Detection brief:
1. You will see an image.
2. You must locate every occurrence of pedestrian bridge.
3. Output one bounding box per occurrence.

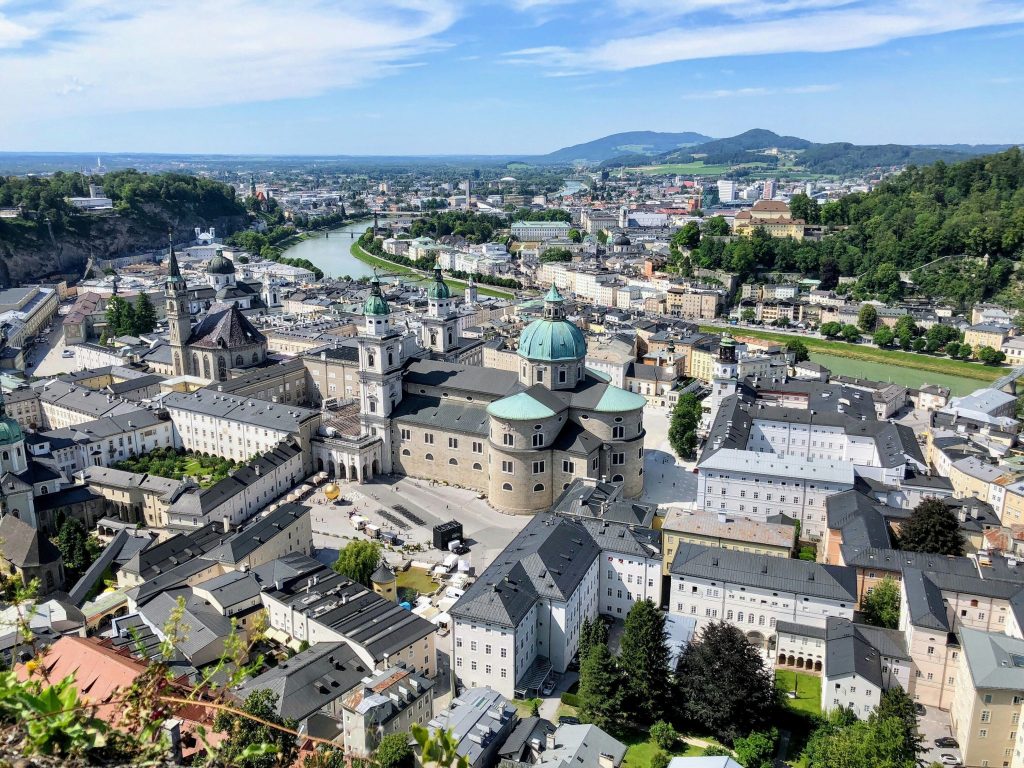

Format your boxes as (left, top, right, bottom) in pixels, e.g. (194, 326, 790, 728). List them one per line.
(991, 366, 1024, 393)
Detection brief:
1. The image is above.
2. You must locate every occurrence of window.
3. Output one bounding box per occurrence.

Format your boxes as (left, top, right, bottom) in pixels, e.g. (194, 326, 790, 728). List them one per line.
(612, 452, 624, 465)
(612, 426, 624, 439)
(473, 462, 482, 470)
(979, 729, 988, 739)
(472, 441, 483, 453)
(981, 710, 991, 723)
(425, 453, 434, 461)
(503, 434, 514, 447)
(502, 482, 512, 491)
(536, 369, 544, 382)
(532, 433, 544, 447)
(534, 483, 545, 492)
(563, 460, 575, 473)
(449, 437, 459, 449)
(449, 458, 458, 465)
(502, 461, 514, 474)
(424, 433, 435, 445)
(400, 428, 411, 440)
(402, 448, 411, 456)
(532, 460, 545, 474)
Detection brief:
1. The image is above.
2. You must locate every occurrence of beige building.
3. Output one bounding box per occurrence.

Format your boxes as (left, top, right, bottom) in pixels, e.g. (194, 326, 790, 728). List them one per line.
(302, 344, 363, 405)
(660, 507, 794, 575)
(665, 287, 721, 320)
(952, 628, 1024, 768)
(733, 200, 806, 240)
(81, 466, 185, 528)
(964, 324, 1010, 352)
(341, 667, 434, 758)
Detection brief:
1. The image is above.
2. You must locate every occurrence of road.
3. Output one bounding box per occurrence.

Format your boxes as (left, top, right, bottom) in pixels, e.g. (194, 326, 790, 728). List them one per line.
(27, 313, 75, 378)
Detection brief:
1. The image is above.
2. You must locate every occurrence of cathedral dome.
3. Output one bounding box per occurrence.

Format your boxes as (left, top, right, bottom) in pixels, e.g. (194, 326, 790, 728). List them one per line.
(426, 265, 451, 300)
(207, 251, 236, 275)
(517, 286, 587, 362)
(364, 277, 391, 316)
(0, 417, 23, 446)
(613, 233, 631, 246)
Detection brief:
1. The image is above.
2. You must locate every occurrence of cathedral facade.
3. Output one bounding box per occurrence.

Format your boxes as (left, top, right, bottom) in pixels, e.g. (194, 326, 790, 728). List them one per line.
(316, 270, 647, 514)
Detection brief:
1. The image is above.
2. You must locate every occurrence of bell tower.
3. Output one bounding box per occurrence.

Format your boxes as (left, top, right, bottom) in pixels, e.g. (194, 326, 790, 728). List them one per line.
(356, 275, 404, 473)
(165, 231, 191, 376)
(421, 265, 459, 356)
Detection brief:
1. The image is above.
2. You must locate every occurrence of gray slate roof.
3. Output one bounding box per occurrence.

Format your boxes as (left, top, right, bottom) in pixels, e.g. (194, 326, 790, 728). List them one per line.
(450, 513, 602, 628)
(670, 542, 857, 602)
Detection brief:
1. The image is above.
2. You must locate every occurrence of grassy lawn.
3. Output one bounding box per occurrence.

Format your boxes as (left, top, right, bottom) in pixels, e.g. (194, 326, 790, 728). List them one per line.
(396, 567, 439, 596)
(622, 732, 705, 767)
(350, 242, 515, 299)
(113, 448, 238, 489)
(776, 670, 822, 717)
(699, 324, 1003, 383)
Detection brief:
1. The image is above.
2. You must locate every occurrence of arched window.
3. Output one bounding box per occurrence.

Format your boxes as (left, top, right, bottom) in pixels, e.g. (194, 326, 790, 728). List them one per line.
(473, 463, 482, 470)
(235, 354, 244, 366)
(612, 474, 624, 482)
(449, 458, 458, 465)
(252, 352, 260, 364)
(425, 453, 434, 461)
(192, 353, 200, 375)
(533, 483, 544, 492)
(202, 357, 211, 379)
(388, 352, 394, 366)
(1, 451, 7, 461)
(368, 352, 375, 367)
(39, 486, 47, 494)
(558, 368, 567, 383)
(217, 357, 227, 381)
(402, 449, 411, 456)
(502, 482, 513, 491)
(448, 331, 453, 345)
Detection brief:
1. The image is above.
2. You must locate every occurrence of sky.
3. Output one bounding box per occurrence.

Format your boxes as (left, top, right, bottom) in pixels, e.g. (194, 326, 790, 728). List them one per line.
(1, 0, 1023, 155)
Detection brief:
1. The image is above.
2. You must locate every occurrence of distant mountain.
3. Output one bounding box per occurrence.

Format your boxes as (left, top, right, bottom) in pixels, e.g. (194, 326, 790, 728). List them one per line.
(649, 129, 1017, 175)
(533, 131, 713, 165)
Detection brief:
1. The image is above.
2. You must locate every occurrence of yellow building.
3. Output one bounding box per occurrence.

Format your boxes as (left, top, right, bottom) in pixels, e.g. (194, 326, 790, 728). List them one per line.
(665, 288, 721, 320)
(952, 629, 1024, 768)
(733, 200, 806, 240)
(660, 508, 794, 575)
(963, 324, 1009, 351)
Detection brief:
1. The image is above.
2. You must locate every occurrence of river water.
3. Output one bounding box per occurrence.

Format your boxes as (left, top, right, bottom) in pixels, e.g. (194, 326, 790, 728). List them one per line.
(281, 219, 377, 279)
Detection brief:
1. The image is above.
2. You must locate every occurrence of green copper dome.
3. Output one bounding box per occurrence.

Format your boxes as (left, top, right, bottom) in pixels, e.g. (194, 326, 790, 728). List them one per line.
(518, 285, 586, 361)
(0, 417, 23, 446)
(364, 277, 391, 316)
(207, 251, 236, 275)
(427, 265, 451, 300)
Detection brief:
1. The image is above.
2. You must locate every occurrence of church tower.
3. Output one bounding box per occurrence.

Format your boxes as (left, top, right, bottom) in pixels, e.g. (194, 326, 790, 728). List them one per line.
(261, 271, 280, 308)
(165, 231, 191, 376)
(421, 265, 459, 356)
(356, 276, 404, 472)
(706, 334, 739, 430)
(465, 275, 478, 307)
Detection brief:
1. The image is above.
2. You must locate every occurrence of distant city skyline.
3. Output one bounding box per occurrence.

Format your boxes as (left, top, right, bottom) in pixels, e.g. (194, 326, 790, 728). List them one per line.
(1, 0, 1023, 155)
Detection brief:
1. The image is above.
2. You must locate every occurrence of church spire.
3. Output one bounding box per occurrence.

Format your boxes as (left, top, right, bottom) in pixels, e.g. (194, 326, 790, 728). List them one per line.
(167, 229, 183, 283)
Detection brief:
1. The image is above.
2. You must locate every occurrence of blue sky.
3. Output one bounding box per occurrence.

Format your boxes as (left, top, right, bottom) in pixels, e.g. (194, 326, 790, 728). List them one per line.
(1, 0, 1023, 155)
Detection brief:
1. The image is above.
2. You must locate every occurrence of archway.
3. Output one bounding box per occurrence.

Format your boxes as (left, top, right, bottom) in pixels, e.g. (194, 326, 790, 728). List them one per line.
(372, 459, 380, 475)
(338, 463, 347, 480)
(316, 458, 324, 473)
(363, 463, 371, 481)
(746, 631, 765, 651)
(350, 465, 358, 482)
(787, 655, 796, 667)
(778, 653, 787, 665)
(814, 660, 822, 672)
(796, 657, 804, 669)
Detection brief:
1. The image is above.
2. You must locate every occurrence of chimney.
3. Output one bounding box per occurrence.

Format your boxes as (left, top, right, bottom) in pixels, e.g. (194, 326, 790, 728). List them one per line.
(222, 517, 231, 534)
(162, 719, 183, 764)
(546, 732, 556, 751)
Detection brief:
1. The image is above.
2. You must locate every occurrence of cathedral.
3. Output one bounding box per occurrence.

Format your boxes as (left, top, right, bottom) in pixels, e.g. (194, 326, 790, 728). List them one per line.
(164, 240, 269, 380)
(316, 268, 648, 514)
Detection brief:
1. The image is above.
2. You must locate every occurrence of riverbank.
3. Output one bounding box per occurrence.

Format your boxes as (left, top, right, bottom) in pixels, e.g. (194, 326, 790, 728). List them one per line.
(699, 325, 1003, 384)
(349, 241, 516, 299)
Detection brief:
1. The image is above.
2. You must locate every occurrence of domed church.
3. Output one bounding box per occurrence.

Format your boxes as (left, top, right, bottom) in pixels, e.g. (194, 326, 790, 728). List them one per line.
(317, 274, 647, 514)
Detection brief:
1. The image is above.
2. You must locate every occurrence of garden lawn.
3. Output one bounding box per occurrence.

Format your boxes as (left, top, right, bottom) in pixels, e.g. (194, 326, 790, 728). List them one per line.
(699, 325, 1002, 383)
(396, 567, 439, 596)
(621, 731, 704, 767)
(776, 670, 822, 717)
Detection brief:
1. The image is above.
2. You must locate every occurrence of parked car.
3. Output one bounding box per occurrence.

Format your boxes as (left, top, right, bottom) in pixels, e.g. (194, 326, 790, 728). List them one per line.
(934, 737, 959, 748)
(940, 754, 960, 765)
(558, 716, 580, 726)
(61, 349, 74, 358)
(542, 676, 557, 696)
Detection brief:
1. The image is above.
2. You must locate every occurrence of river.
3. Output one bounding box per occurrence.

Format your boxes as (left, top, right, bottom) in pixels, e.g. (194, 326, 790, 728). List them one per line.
(555, 180, 585, 198)
(809, 351, 989, 397)
(281, 219, 378, 280)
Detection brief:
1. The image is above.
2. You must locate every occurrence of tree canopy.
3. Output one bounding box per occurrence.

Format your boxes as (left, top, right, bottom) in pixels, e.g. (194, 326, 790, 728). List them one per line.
(861, 576, 902, 629)
(674, 621, 779, 744)
(669, 392, 703, 460)
(618, 600, 672, 723)
(208, 689, 298, 768)
(332, 540, 382, 586)
(897, 498, 966, 556)
(577, 641, 624, 734)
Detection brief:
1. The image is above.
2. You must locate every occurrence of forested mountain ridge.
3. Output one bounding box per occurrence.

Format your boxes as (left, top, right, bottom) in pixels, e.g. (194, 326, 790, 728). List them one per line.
(0, 170, 246, 284)
(682, 147, 1024, 307)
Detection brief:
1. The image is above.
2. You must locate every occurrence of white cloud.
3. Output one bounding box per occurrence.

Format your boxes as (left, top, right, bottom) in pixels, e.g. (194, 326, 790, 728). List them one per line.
(504, 1, 1024, 74)
(0, 0, 458, 120)
(683, 84, 839, 99)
